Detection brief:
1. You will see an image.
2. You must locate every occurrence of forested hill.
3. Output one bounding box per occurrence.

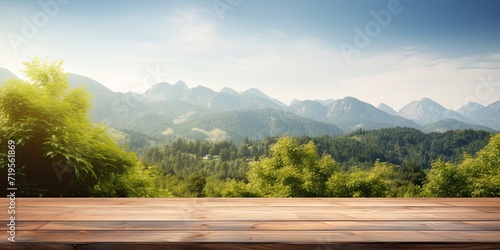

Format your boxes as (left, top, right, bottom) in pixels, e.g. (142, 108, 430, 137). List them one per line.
(140, 128, 497, 198)
(141, 127, 492, 181)
(297, 127, 492, 169)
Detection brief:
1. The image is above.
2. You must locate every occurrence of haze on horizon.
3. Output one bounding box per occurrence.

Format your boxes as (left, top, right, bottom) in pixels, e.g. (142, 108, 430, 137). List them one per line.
(1, 0, 500, 110)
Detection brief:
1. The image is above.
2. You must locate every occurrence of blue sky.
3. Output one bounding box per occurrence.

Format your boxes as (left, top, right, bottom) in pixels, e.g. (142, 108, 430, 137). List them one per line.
(1, 0, 500, 110)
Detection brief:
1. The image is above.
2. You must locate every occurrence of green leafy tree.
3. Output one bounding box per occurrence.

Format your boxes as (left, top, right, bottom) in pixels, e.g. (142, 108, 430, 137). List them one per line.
(238, 144, 251, 158)
(247, 136, 338, 197)
(202, 177, 256, 197)
(220, 179, 255, 197)
(326, 161, 396, 197)
(464, 134, 500, 197)
(202, 176, 224, 197)
(186, 173, 206, 197)
(0, 57, 157, 197)
(423, 134, 500, 197)
(421, 160, 468, 197)
(219, 148, 230, 161)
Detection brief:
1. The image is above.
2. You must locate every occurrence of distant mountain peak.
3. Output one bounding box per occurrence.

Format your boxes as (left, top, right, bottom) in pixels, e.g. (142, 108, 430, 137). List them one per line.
(242, 88, 266, 97)
(320, 97, 419, 132)
(290, 99, 302, 106)
(0, 68, 16, 76)
(402, 98, 446, 112)
(220, 87, 238, 95)
(0, 68, 18, 84)
(192, 85, 212, 90)
(399, 98, 465, 125)
(314, 99, 335, 106)
(377, 103, 399, 116)
(291, 99, 328, 105)
(242, 88, 286, 107)
(456, 102, 485, 114)
(154, 82, 172, 87)
(419, 97, 443, 107)
(143, 81, 188, 101)
(487, 101, 500, 110)
(463, 102, 484, 108)
(343, 96, 361, 102)
(174, 80, 188, 89)
(68, 73, 113, 94)
(378, 103, 393, 109)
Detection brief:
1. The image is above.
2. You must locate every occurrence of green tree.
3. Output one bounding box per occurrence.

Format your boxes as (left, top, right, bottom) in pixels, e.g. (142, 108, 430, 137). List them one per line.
(247, 136, 337, 197)
(326, 161, 396, 197)
(186, 173, 206, 197)
(423, 134, 500, 197)
(464, 134, 500, 197)
(421, 160, 468, 197)
(219, 148, 230, 161)
(220, 179, 255, 197)
(238, 144, 250, 158)
(0, 57, 157, 197)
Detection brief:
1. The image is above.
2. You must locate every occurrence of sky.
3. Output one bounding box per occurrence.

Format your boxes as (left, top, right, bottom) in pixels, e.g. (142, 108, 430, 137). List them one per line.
(1, 0, 500, 110)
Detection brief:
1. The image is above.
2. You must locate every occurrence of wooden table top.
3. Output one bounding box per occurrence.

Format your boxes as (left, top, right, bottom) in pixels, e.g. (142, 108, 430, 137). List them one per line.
(1, 198, 499, 249)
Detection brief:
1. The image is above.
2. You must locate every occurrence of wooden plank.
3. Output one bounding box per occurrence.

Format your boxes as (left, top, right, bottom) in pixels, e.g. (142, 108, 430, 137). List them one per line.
(1, 198, 499, 247)
(1, 243, 498, 250)
(12, 230, 500, 243)
(2, 221, 48, 231)
(16, 205, 500, 214)
(0, 243, 74, 250)
(14, 220, 500, 232)
(6, 198, 500, 207)
(12, 211, 500, 221)
(11, 201, 500, 217)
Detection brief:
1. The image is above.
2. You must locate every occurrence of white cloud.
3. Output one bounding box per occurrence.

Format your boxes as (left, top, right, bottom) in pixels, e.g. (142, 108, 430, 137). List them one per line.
(124, 13, 500, 109)
(470, 61, 500, 69)
(485, 53, 500, 60)
(168, 8, 218, 46)
(3, 3, 498, 112)
(337, 51, 500, 110)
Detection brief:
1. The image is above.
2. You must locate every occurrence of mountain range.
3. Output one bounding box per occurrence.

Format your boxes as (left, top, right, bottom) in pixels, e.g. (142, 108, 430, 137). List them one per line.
(143, 81, 286, 111)
(290, 97, 421, 132)
(0, 68, 498, 142)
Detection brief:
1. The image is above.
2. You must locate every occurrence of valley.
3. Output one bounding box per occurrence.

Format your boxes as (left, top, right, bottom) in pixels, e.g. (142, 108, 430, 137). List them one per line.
(1, 59, 499, 198)
(2, 68, 498, 144)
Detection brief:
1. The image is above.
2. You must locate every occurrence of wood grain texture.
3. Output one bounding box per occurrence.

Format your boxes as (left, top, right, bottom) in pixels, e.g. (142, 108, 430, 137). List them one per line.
(1, 198, 499, 249)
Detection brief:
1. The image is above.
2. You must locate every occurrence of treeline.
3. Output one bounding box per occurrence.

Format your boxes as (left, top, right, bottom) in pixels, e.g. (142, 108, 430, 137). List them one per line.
(140, 128, 491, 172)
(142, 137, 274, 180)
(141, 129, 497, 197)
(297, 128, 491, 169)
